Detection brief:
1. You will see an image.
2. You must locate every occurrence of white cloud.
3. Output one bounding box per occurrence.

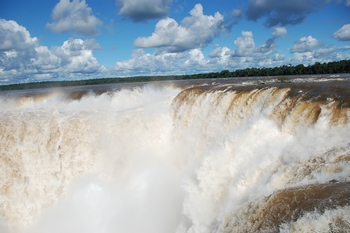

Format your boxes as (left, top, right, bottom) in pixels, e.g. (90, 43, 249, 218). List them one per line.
(272, 26, 287, 37)
(230, 31, 255, 57)
(112, 48, 211, 76)
(289, 36, 319, 64)
(134, 18, 179, 49)
(258, 56, 285, 67)
(46, 0, 102, 36)
(52, 38, 102, 73)
(208, 45, 231, 69)
(117, 0, 172, 22)
(209, 45, 230, 59)
(0, 19, 40, 77)
(0, 19, 38, 51)
(232, 28, 286, 57)
(112, 49, 179, 76)
(273, 53, 286, 61)
(292, 51, 315, 64)
(183, 49, 207, 67)
(133, 4, 225, 52)
(313, 47, 337, 59)
(222, 30, 289, 69)
(333, 24, 350, 41)
(0, 19, 104, 84)
(290, 36, 319, 53)
(288, 36, 347, 65)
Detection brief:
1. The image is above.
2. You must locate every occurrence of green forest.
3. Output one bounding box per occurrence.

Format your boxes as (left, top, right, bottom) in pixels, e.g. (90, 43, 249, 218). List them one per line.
(1, 60, 349, 91)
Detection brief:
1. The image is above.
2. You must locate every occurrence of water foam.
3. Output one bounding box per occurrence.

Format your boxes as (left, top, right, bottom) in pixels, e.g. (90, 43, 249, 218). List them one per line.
(1, 80, 350, 233)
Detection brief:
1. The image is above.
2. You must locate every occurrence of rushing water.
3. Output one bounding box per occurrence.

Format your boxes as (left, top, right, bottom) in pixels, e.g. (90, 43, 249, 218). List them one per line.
(1, 76, 350, 233)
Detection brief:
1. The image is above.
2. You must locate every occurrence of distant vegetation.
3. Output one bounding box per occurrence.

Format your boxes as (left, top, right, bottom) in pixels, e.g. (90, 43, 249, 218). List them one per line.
(1, 60, 349, 91)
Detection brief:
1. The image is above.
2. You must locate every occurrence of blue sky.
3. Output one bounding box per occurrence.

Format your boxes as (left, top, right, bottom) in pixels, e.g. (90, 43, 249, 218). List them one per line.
(0, 0, 349, 84)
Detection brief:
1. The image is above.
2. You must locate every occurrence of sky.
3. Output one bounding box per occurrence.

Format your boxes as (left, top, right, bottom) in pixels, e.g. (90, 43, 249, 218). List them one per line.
(0, 0, 350, 85)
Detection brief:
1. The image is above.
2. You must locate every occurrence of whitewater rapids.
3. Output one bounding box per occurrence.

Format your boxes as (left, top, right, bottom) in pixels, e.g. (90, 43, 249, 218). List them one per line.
(0, 76, 350, 233)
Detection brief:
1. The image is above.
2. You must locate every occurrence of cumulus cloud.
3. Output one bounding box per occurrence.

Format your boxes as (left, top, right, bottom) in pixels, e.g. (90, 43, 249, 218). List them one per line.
(288, 35, 348, 64)
(52, 38, 102, 73)
(183, 48, 207, 67)
(333, 24, 350, 41)
(209, 45, 230, 59)
(46, 0, 102, 36)
(272, 26, 287, 37)
(228, 31, 277, 57)
(314, 47, 337, 58)
(0, 19, 103, 84)
(245, 0, 326, 28)
(221, 29, 291, 68)
(112, 48, 210, 76)
(116, 0, 172, 22)
(290, 36, 319, 53)
(228, 26, 286, 61)
(112, 49, 178, 75)
(0, 19, 39, 51)
(133, 4, 225, 53)
(207, 45, 231, 68)
(273, 53, 286, 61)
(231, 31, 255, 57)
(0, 19, 41, 80)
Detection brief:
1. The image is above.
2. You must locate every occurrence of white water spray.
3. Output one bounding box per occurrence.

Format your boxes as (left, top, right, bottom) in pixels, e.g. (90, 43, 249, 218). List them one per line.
(1, 80, 350, 233)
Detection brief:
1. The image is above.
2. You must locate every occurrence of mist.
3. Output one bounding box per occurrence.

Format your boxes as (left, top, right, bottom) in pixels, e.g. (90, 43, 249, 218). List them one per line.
(1, 78, 350, 233)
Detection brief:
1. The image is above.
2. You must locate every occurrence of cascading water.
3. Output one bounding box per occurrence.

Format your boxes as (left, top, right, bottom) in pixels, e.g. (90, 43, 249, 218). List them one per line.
(0, 76, 350, 233)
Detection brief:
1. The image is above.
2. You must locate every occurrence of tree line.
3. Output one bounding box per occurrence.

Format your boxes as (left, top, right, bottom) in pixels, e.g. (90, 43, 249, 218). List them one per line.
(222, 60, 350, 78)
(1, 60, 349, 91)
